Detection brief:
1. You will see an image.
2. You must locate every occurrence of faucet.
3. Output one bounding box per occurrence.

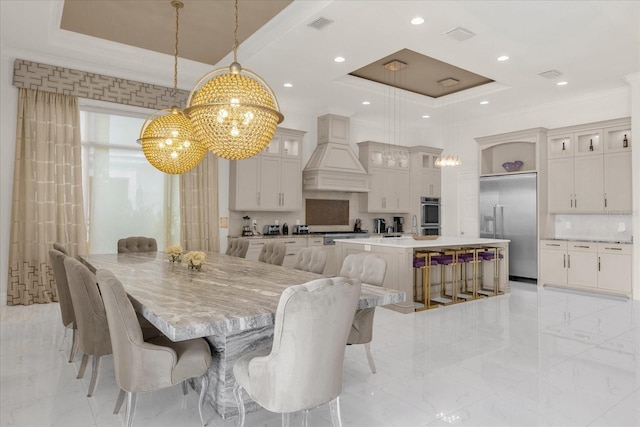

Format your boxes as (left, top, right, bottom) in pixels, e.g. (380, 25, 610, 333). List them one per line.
(411, 214, 418, 235)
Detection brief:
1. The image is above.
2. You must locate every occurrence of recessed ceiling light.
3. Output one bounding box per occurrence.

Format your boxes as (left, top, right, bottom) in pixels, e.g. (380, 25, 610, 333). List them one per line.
(411, 17, 425, 25)
(497, 55, 510, 61)
(334, 56, 345, 63)
(557, 81, 568, 86)
(422, 115, 430, 119)
(362, 101, 371, 105)
(283, 83, 293, 88)
(480, 101, 489, 105)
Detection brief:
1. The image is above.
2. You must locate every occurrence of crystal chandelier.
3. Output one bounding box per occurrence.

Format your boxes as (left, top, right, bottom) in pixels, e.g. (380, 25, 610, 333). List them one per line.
(435, 155, 462, 167)
(138, 0, 206, 175)
(185, 0, 284, 160)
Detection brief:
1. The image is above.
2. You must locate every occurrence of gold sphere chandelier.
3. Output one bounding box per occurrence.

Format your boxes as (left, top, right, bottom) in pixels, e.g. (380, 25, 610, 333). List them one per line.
(138, 0, 205, 174)
(185, 0, 284, 160)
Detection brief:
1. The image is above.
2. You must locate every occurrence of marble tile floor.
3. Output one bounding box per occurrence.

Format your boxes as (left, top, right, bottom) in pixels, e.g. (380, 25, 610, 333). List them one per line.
(1, 282, 638, 427)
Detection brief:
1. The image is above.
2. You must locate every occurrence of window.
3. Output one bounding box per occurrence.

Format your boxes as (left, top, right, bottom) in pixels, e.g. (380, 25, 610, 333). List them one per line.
(80, 108, 180, 253)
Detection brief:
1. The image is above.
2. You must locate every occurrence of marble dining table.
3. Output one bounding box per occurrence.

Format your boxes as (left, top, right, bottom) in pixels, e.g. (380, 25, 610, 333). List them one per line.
(80, 251, 405, 419)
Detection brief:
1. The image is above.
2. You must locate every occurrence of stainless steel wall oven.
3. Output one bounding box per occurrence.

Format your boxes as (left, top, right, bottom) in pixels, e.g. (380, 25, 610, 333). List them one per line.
(420, 197, 441, 236)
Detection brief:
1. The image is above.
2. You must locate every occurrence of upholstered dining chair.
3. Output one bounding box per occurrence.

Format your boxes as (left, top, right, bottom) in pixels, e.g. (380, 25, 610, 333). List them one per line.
(117, 236, 158, 253)
(339, 253, 387, 374)
(293, 247, 328, 274)
(233, 277, 361, 427)
(96, 269, 212, 427)
(257, 241, 286, 266)
(53, 242, 69, 255)
(48, 249, 79, 363)
(225, 238, 250, 258)
(64, 256, 112, 397)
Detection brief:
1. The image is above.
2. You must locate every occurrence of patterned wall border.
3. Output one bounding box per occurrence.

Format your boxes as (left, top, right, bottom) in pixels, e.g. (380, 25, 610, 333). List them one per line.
(12, 59, 188, 110)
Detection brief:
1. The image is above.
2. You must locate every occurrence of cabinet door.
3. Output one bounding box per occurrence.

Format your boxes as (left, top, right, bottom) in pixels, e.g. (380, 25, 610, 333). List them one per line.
(366, 171, 385, 212)
(597, 253, 631, 293)
(574, 155, 604, 212)
(548, 158, 574, 213)
(424, 169, 441, 197)
(381, 169, 398, 211)
(259, 157, 281, 210)
(280, 158, 301, 210)
(539, 249, 567, 285)
(396, 171, 411, 212)
(230, 157, 260, 210)
(567, 251, 598, 288)
(604, 152, 632, 213)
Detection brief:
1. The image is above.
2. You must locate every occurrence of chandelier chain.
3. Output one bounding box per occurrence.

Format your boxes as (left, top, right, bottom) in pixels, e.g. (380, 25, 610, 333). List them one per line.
(173, 2, 179, 94)
(233, 0, 239, 63)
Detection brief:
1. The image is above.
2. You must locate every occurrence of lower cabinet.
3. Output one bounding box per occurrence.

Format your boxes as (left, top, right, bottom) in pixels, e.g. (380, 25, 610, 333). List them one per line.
(539, 240, 632, 295)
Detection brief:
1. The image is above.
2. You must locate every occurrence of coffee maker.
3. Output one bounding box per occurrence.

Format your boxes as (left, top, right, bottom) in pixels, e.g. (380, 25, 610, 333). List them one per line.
(393, 216, 404, 233)
(373, 218, 386, 234)
(242, 216, 253, 236)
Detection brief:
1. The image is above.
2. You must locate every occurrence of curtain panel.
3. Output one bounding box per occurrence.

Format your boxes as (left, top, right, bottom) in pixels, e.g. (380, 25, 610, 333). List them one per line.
(8, 88, 87, 306)
(180, 153, 219, 253)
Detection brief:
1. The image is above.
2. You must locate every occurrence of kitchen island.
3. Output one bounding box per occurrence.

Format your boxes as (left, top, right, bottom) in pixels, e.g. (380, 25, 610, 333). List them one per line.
(335, 236, 510, 313)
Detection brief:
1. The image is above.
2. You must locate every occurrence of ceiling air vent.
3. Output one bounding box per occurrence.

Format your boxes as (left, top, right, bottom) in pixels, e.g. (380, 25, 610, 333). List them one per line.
(445, 27, 476, 41)
(307, 17, 334, 30)
(539, 69, 563, 79)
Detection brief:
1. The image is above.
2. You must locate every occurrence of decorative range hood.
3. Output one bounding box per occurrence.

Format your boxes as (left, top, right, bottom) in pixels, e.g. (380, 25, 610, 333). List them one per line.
(302, 114, 370, 192)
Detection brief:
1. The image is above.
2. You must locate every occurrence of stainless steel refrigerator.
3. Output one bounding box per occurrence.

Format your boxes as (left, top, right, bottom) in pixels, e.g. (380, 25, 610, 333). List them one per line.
(479, 173, 537, 281)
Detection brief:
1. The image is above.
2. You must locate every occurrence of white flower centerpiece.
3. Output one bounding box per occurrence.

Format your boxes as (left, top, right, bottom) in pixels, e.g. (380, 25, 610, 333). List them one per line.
(166, 245, 183, 262)
(182, 251, 206, 270)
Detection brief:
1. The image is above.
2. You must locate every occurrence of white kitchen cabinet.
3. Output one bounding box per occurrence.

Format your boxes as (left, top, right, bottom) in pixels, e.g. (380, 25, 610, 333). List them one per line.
(603, 152, 632, 213)
(547, 157, 574, 213)
(358, 141, 411, 213)
(539, 239, 632, 296)
(597, 243, 632, 294)
(229, 128, 304, 211)
(573, 155, 604, 212)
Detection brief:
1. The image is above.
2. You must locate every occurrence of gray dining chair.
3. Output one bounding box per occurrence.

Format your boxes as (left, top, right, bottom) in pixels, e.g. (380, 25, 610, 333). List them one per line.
(233, 277, 361, 427)
(339, 253, 387, 374)
(117, 236, 158, 253)
(53, 242, 69, 255)
(225, 238, 250, 258)
(64, 256, 112, 397)
(48, 249, 79, 363)
(258, 241, 286, 266)
(97, 269, 212, 427)
(293, 247, 327, 274)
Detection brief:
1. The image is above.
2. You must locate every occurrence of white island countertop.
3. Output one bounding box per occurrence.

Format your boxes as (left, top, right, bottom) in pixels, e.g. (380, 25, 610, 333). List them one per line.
(334, 236, 510, 249)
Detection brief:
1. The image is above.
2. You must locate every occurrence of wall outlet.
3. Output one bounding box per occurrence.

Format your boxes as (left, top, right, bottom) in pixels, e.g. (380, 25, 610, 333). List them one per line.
(618, 222, 626, 232)
(565, 222, 571, 229)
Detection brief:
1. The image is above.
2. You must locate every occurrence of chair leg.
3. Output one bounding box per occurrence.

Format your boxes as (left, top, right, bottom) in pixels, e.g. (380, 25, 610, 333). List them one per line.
(125, 391, 137, 427)
(198, 375, 209, 426)
(69, 329, 79, 363)
(329, 396, 343, 427)
(281, 413, 290, 427)
(302, 410, 309, 427)
(78, 353, 89, 379)
(87, 355, 102, 397)
(233, 382, 245, 427)
(114, 389, 126, 414)
(363, 343, 376, 374)
(182, 380, 188, 396)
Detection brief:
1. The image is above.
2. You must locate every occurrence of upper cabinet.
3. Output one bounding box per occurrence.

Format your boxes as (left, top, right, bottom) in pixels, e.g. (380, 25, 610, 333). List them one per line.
(409, 146, 442, 198)
(229, 127, 305, 212)
(547, 118, 631, 214)
(475, 128, 546, 176)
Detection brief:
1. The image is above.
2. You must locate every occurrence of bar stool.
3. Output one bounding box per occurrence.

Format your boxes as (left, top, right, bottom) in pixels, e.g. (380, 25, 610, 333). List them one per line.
(430, 251, 456, 305)
(413, 251, 440, 311)
(477, 247, 504, 297)
(455, 248, 480, 301)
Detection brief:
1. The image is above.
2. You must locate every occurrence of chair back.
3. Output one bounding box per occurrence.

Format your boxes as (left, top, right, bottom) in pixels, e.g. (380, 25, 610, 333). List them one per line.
(53, 242, 69, 255)
(340, 253, 387, 286)
(293, 247, 327, 274)
(49, 249, 75, 328)
(258, 242, 286, 266)
(64, 257, 111, 357)
(248, 277, 360, 413)
(117, 236, 158, 253)
(226, 238, 250, 258)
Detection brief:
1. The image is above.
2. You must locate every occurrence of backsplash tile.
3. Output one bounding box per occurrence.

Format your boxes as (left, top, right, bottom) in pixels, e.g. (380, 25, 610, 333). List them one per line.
(555, 214, 633, 242)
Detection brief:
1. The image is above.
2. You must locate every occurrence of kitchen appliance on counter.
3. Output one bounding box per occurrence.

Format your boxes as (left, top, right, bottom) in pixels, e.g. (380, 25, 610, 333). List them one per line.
(393, 216, 404, 233)
(242, 216, 253, 236)
(263, 224, 281, 236)
(373, 218, 386, 234)
(282, 223, 289, 235)
(480, 173, 537, 282)
(292, 225, 309, 234)
(354, 218, 362, 232)
(420, 197, 440, 236)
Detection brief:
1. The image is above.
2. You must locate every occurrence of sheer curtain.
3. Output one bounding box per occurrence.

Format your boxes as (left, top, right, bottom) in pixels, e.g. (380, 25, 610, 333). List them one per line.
(180, 153, 219, 252)
(8, 88, 87, 305)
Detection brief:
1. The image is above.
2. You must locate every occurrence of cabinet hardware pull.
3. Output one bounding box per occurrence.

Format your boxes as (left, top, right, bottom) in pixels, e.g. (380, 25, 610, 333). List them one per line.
(563, 254, 566, 268)
(574, 198, 577, 208)
(547, 243, 560, 247)
(605, 247, 623, 251)
(567, 254, 571, 268)
(604, 195, 607, 208)
(574, 245, 590, 248)
(598, 256, 601, 271)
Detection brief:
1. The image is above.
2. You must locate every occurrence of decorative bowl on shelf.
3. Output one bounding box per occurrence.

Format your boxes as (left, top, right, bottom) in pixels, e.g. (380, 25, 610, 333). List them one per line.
(502, 160, 523, 172)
